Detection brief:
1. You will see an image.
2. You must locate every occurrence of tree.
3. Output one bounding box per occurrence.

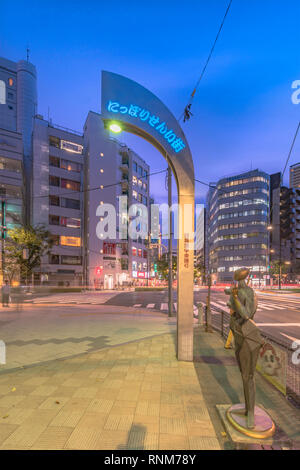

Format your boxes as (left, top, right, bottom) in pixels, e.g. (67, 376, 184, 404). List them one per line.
(194, 259, 206, 282)
(269, 260, 289, 278)
(155, 253, 177, 280)
(5, 224, 54, 283)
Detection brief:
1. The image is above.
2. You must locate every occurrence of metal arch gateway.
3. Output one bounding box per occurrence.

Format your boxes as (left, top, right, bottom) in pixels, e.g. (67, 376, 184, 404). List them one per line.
(101, 71, 195, 361)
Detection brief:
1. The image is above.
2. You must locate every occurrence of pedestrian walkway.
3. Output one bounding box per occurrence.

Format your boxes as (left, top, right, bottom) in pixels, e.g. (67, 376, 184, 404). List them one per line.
(23, 292, 119, 305)
(0, 328, 298, 449)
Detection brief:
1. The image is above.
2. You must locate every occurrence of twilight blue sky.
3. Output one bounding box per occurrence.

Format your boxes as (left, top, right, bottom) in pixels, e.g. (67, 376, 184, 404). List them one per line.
(1, 0, 300, 205)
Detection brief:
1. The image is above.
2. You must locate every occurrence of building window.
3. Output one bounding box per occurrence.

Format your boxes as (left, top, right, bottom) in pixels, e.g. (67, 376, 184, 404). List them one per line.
(61, 198, 80, 209)
(49, 136, 60, 148)
(49, 254, 59, 264)
(138, 166, 142, 176)
(60, 236, 81, 247)
(103, 242, 116, 255)
(8, 78, 13, 87)
(133, 161, 137, 172)
(0, 80, 6, 104)
(61, 179, 80, 191)
(61, 255, 82, 265)
(49, 156, 60, 167)
(49, 214, 59, 225)
(60, 217, 80, 228)
(49, 195, 60, 206)
(0, 156, 21, 173)
(138, 249, 142, 257)
(132, 247, 137, 256)
(132, 190, 137, 199)
(61, 159, 81, 172)
(50, 234, 60, 246)
(49, 175, 60, 187)
(7, 92, 13, 100)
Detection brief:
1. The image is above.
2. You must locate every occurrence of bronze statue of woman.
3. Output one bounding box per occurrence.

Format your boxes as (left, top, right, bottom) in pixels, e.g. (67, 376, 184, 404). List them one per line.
(225, 268, 264, 429)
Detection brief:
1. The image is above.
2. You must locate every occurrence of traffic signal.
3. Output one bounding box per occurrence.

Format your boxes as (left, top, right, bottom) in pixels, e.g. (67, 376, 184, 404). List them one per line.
(154, 263, 157, 272)
(95, 266, 103, 277)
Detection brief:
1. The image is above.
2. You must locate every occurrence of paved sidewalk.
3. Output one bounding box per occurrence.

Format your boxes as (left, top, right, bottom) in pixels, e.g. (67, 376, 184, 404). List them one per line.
(0, 328, 298, 449)
(0, 304, 176, 371)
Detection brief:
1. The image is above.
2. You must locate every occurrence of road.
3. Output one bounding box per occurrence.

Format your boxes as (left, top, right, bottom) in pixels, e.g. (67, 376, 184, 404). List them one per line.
(104, 289, 300, 348)
(21, 288, 300, 348)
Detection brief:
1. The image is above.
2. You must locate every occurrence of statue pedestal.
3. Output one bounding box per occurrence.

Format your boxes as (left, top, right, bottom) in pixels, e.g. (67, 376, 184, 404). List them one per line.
(226, 404, 275, 439)
(216, 404, 292, 449)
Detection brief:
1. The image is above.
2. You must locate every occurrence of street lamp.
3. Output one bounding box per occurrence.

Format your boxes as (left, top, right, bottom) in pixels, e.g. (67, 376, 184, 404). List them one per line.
(109, 122, 122, 133)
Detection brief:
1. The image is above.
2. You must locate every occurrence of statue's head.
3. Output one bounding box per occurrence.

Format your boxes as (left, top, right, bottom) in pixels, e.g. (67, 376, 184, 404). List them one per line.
(234, 267, 250, 282)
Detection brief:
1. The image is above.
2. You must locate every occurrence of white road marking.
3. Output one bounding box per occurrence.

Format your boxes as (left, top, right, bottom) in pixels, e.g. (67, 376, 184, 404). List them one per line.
(256, 323, 300, 327)
(174, 303, 177, 311)
(280, 333, 300, 342)
(160, 303, 168, 310)
(211, 301, 228, 309)
(261, 303, 286, 310)
(133, 304, 142, 308)
(146, 303, 155, 308)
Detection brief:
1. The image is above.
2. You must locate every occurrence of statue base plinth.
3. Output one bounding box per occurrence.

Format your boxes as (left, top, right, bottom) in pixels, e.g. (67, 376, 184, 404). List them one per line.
(216, 405, 289, 449)
(226, 404, 275, 439)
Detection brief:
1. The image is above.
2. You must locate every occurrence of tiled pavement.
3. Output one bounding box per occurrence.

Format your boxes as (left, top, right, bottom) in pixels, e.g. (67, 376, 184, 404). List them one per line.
(0, 328, 299, 450)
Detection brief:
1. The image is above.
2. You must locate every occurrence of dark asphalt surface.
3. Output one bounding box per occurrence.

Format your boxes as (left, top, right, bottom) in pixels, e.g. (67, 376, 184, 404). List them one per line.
(105, 289, 300, 347)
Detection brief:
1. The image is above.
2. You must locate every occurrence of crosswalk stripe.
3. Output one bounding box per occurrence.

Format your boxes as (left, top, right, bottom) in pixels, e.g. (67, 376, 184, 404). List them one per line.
(133, 304, 142, 308)
(261, 303, 285, 310)
(146, 303, 155, 308)
(211, 301, 227, 309)
(174, 303, 177, 311)
(161, 303, 168, 310)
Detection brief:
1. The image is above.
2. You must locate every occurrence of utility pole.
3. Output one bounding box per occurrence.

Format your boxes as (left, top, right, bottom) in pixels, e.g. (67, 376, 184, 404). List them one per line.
(206, 273, 213, 332)
(167, 165, 173, 317)
(1, 199, 6, 280)
(279, 236, 282, 290)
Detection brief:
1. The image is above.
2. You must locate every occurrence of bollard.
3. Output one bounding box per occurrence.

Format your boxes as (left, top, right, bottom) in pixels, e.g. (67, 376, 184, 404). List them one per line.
(0, 340, 6, 365)
(197, 303, 204, 326)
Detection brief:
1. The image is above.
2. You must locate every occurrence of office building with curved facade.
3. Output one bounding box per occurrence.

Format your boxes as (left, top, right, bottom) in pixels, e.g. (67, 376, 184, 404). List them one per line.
(206, 169, 270, 285)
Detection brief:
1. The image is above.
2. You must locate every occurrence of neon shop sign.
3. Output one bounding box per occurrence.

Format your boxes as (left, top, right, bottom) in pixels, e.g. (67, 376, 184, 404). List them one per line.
(107, 101, 186, 154)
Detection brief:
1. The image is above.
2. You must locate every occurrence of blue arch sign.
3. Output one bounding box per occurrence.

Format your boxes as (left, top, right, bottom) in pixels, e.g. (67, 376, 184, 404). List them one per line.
(101, 71, 195, 361)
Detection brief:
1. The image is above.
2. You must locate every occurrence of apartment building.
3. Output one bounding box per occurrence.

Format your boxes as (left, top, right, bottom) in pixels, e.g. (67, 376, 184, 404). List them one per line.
(84, 111, 150, 289)
(206, 169, 270, 285)
(32, 116, 84, 285)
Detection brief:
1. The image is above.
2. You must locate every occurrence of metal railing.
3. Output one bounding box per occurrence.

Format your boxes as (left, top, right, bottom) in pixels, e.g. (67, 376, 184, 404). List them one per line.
(203, 303, 300, 407)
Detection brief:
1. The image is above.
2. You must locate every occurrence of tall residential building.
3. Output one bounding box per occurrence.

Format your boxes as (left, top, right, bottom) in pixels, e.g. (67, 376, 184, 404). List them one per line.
(0, 128, 23, 281)
(269, 173, 293, 271)
(1, 54, 153, 287)
(206, 169, 270, 285)
(32, 116, 84, 285)
(290, 162, 300, 189)
(83, 111, 150, 289)
(0, 56, 37, 222)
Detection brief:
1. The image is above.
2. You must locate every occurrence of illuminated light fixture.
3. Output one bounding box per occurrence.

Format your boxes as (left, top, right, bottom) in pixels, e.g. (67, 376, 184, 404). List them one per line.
(100, 169, 104, 173)
(100, 185, 104, 189)
(267, 225, 273, 230)
(100, 153, 104, 157)
(109, 122, 122, 133)
(100, 201, 104, 205)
